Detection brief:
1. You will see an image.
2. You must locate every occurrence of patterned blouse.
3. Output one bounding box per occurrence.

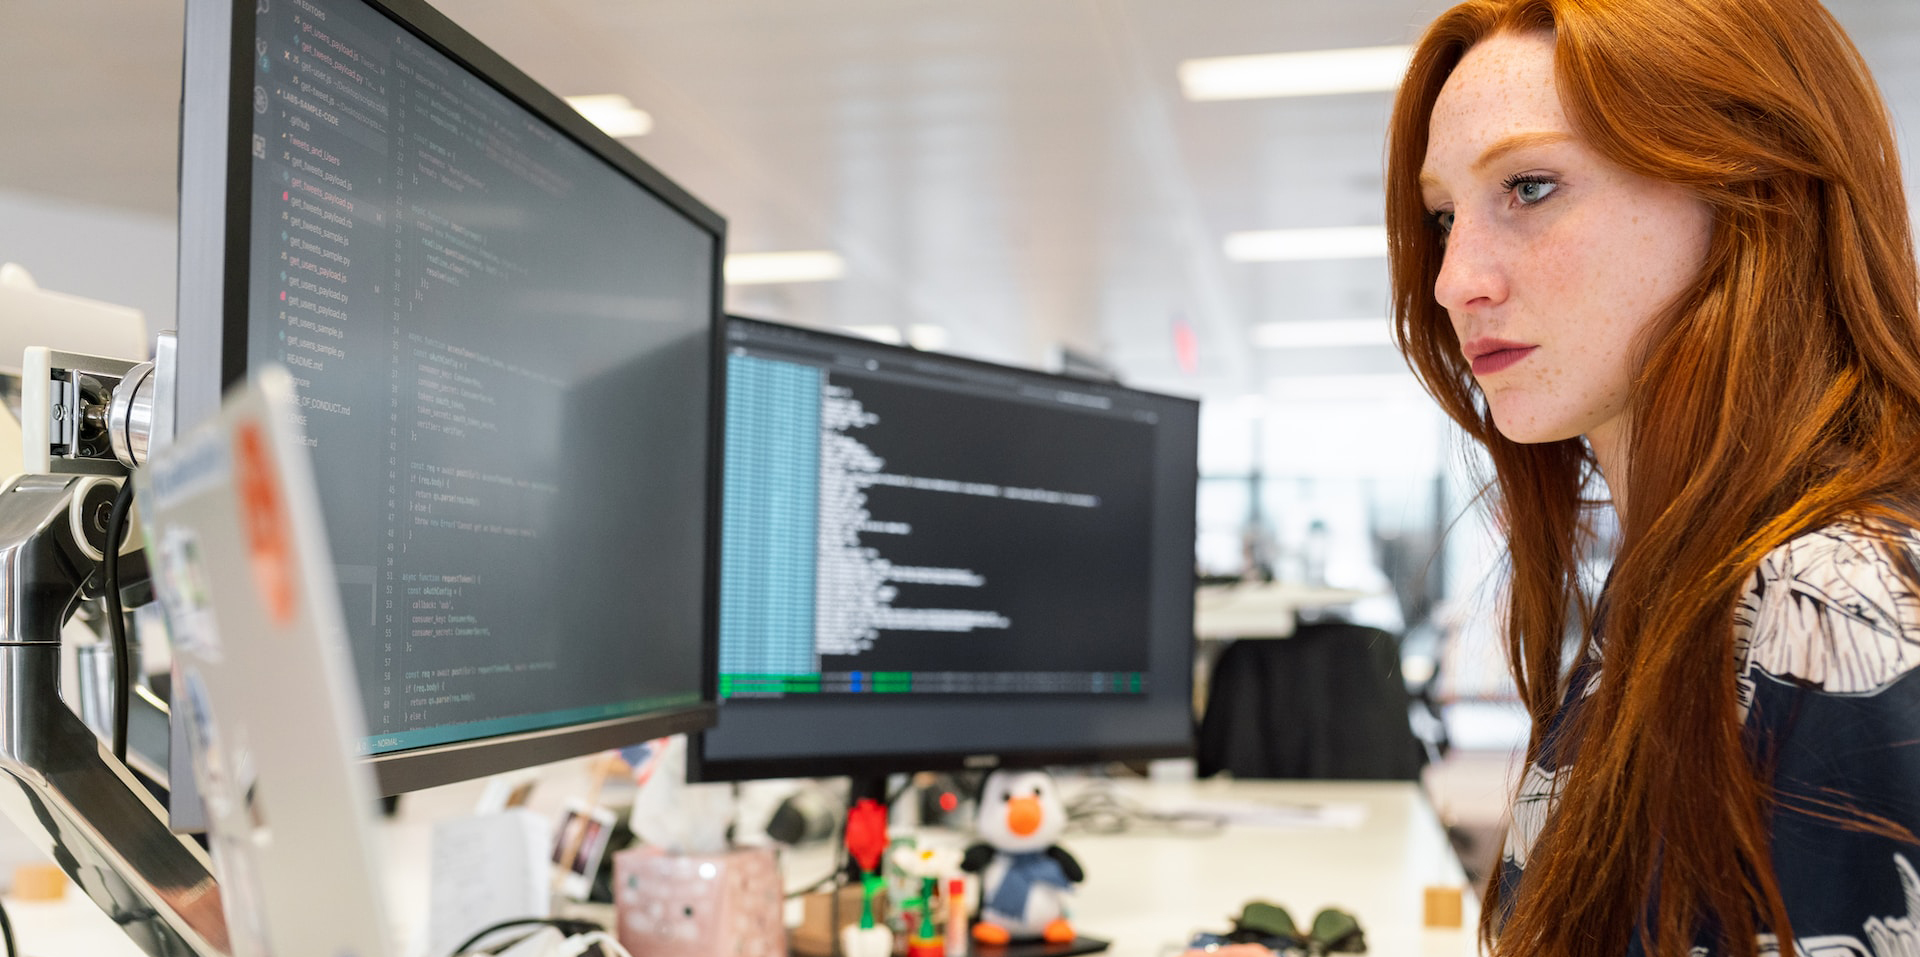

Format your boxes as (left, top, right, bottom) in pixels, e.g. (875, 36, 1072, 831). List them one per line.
(1498, 523, 1920, 956)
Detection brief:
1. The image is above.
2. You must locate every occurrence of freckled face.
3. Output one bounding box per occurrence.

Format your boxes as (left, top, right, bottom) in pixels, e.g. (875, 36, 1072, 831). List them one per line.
(1418, 31, 1713, 453)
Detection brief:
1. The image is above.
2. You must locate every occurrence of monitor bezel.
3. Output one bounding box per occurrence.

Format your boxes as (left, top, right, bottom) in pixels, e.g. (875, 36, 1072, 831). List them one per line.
(175, 0, 725, 803)
(689, 316, 1200, 784)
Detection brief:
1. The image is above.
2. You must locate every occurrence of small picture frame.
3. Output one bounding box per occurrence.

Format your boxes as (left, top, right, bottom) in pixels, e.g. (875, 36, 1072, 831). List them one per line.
(551, 800, 617, 900)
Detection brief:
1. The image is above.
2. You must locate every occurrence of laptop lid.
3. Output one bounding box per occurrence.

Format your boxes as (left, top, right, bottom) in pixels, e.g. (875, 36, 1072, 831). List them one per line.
(138, 365, 393, 957)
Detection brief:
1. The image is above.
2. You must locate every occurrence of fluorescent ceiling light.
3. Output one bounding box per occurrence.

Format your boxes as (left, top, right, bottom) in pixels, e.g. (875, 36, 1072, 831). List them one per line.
(907, 325, 949, 352)
(563, 94, 654, 138)
(843, 325, 904, 345)
(1179, 45, 1413, 101)
(1252, 319, 1393, 349)
(838, 324, 947, 350)
(725, 251, 846, 285)
(1224, 226, 1387, 262)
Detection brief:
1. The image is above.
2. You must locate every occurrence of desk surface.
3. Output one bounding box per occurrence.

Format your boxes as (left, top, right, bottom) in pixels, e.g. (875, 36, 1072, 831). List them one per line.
(5, 775, 1480, 957)
(1050, 778, 1478, 957)
(1193, 583, 1374, 640)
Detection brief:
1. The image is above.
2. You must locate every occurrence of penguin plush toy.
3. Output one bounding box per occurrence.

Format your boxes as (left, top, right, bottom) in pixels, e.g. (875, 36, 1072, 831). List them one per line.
(961, 769, 1084, 946)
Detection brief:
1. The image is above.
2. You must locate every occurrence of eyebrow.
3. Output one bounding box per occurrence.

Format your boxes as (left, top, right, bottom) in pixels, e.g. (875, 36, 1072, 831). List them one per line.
(1418, 131, 1576, 192)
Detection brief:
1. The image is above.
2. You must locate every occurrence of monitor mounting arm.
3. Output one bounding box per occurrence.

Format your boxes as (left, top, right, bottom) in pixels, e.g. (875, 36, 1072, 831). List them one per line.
(0, 334, 231, 955)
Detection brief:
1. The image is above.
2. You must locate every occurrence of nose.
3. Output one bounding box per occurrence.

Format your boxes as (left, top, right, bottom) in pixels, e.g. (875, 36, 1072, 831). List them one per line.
(1431, 215, 1508, 315)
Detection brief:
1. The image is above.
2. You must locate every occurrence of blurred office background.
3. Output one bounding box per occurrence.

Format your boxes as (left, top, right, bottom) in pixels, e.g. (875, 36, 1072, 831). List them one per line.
(6, 0, 1920, 884)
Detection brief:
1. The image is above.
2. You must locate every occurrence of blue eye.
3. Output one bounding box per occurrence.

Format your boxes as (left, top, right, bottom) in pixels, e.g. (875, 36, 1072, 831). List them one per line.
(1503, 174, 1558, 205)
(1430, 209, 1456, 236)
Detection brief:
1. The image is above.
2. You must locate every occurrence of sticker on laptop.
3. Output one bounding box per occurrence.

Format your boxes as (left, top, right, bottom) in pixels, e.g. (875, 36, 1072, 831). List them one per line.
(154, 526, 224, 662)
(233, 419, 299, 626)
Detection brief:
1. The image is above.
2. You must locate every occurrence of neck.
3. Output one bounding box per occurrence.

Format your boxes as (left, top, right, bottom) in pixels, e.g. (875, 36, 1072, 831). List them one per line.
(1587, 419, 1629, 521)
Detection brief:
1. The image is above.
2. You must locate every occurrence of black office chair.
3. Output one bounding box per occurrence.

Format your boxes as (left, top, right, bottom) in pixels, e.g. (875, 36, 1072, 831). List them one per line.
(1196, 621, 1427, 780)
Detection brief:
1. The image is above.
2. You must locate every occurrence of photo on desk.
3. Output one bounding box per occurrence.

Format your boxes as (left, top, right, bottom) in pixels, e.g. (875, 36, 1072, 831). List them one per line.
(552, 800, 618, 900)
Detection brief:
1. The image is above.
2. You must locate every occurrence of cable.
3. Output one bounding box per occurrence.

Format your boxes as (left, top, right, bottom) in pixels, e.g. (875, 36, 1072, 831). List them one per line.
(0, 894, 15, 957)
(105, 477, 136, 763)
(559, 930, 632, 957)
(1062, 782, 1227, 836)
(450, 917, 602, 956)
(784, 863, 844, 899)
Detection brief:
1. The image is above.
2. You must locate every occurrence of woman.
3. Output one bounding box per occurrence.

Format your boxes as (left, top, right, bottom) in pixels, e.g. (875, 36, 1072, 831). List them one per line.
(1386, 0, 1920, 954)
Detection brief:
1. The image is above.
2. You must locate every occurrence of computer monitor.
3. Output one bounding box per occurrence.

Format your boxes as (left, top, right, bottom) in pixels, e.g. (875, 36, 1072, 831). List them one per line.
(172, 0, 724, 809)
(691, 317, 1199, 785)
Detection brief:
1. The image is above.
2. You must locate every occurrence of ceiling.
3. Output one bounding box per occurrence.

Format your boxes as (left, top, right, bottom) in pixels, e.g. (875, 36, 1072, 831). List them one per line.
(6, 0, 1920, 404)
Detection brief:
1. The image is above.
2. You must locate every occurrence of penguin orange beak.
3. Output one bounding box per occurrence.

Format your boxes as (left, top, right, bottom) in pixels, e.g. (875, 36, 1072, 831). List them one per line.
(1006, 795, 1042, 836)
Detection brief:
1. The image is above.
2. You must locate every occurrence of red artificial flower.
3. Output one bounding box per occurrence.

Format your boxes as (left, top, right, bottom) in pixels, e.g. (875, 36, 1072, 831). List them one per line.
(845, 798, 888, 874)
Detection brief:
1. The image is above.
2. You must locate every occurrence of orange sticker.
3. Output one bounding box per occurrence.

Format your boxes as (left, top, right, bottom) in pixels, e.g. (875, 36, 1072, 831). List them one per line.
(234, 421, 297, 625)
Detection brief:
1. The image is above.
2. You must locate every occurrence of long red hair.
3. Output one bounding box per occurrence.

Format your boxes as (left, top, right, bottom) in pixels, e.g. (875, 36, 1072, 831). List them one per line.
(1385, 1, 1920, 954)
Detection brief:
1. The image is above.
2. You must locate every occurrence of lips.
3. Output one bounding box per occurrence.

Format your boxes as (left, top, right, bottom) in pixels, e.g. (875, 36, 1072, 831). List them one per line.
(1463, 338, 1537, 376)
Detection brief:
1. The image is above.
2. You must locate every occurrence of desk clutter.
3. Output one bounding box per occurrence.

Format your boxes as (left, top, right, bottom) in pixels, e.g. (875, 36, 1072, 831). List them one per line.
(0, 757, 1478, 957)
(437, 764, 1108, 957)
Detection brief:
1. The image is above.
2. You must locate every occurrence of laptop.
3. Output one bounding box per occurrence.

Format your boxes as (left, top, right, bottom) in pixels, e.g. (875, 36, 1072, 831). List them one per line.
(138, 365, 394, 957)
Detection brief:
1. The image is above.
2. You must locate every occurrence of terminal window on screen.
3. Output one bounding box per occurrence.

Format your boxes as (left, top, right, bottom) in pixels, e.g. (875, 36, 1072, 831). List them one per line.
(718, 348, 1157, 699)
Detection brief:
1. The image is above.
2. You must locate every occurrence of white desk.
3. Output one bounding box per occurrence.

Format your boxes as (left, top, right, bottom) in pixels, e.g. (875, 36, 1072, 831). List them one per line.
(3, 891, 153, 956)
(1193, 583, 1373, 640)
(5, 776, 1479, 957)
(781, 776, 1478, 957)
(1050, 778, 1477, 957)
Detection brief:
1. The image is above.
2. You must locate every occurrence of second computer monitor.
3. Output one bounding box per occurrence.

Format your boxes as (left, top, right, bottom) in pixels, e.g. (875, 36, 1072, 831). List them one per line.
(694, 317, 1199, 781)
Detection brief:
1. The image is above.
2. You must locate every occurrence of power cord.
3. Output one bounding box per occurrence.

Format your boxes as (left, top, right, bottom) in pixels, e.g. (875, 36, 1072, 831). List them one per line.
(1062, 782, 1227, 836)
(449, 917, 603, 956)
(557, 930, 631, 957)
(105, 478, 136, 763)
(785, 862, 843, 899)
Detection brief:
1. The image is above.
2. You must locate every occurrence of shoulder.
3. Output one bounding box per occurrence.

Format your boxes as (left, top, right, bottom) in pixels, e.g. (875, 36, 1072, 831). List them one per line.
(1733, 519, 1920, 700)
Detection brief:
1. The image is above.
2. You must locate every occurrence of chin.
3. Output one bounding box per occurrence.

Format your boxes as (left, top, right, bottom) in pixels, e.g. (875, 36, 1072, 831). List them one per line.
(1487, 406, 1582, 446)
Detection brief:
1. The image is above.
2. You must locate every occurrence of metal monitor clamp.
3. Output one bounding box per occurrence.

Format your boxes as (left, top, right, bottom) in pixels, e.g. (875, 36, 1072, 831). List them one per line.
(23, 334, 172, 477)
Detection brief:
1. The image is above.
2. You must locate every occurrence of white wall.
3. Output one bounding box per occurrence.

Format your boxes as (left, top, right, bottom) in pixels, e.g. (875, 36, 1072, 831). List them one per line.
(0, 188, 176, 334)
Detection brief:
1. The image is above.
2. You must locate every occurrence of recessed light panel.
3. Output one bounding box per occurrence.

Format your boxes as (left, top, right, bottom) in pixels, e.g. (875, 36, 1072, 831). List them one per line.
(1224, 227, 1388, 262)
(563, 94, 654, 138)
(725, 251, 847, 285)
(1179, 45, 1413, 101)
